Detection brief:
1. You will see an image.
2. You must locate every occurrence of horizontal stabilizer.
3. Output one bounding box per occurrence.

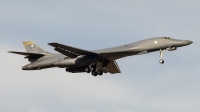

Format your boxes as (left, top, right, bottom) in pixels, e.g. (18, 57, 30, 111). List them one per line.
(8, 51, 45, 58)
(48, 43, 99, 58)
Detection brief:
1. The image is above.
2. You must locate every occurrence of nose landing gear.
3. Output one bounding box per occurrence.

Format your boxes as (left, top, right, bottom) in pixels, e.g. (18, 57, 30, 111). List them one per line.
(159, 49, 164, 64)
(159, 59, 164, 64)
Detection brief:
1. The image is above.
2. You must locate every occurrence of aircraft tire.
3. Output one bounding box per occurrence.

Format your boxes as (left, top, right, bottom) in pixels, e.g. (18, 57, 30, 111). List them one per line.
(91, 67, 96, 72)
(99, 71, 103, 75)
(97, 70, 103, 76)
(159, 59, 164, 64)
(85, 67, 90, 73)
(91, 71, 97, 76)
(90, 65, 97, 72)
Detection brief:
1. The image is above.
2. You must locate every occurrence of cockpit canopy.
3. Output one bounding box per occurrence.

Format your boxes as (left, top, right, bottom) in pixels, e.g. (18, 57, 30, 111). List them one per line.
(163, 37, 170, 39)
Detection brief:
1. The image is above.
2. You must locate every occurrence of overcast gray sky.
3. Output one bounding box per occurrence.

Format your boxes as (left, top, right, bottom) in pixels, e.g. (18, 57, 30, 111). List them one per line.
(0, 0, 199, 112)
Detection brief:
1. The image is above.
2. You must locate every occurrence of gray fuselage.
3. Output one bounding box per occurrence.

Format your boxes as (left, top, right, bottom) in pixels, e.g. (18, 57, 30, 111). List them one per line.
(22, 37, 192, 71)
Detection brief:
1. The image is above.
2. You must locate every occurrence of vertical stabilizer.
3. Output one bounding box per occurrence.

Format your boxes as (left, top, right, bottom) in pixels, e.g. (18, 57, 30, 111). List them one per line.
(23, 41, 48, 54)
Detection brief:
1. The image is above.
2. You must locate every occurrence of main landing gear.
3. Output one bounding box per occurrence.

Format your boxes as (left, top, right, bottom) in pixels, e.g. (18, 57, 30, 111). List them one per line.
(159, 49, 164, 64)
(85, 64, 104, 76)
(91, 70, 103, 76)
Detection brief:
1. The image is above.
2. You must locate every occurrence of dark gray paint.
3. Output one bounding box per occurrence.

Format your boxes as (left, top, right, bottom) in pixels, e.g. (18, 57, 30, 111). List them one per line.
(9, 37, 193, 75)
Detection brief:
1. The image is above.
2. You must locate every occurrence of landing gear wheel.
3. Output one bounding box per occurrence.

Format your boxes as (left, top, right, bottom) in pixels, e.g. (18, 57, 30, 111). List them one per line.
(85, 67, 91, 73)
(90, 65, 97, 72)
(159, 59, 164, 64)
(91, 71, 97, 76)
(97, 70, 103, 76)
(159, 49, 164, 64)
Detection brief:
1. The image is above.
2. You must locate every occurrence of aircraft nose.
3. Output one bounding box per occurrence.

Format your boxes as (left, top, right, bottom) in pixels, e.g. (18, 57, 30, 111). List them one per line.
(22, 65, 28, 70)
(22, 65, 31, 70)
(184, 40, 193, 45)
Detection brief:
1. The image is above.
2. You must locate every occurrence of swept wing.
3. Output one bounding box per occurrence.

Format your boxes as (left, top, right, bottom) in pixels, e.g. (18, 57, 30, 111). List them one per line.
(48, 43, 99, 58)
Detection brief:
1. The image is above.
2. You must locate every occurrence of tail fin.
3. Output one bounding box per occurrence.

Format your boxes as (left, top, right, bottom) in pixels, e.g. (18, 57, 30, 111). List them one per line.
(23, 41, 49, 54)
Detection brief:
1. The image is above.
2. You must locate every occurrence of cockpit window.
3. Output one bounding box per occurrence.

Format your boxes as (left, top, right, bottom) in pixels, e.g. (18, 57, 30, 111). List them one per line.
(163, 37, 170, 39)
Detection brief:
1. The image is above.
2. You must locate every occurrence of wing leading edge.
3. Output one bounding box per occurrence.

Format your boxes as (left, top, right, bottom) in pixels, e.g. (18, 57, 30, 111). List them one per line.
(48, 43, 99, 58)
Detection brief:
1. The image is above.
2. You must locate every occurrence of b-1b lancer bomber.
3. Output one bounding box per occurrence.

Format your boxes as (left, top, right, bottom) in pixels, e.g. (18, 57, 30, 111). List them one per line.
(9, 37, 193, 76)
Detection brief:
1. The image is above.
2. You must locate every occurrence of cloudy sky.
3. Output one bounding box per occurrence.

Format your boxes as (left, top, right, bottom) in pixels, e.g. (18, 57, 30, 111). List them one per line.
(0, 0, 199, 112)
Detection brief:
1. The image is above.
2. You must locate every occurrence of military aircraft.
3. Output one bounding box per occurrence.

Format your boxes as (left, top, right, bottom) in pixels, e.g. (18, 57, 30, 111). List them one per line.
(9, 37, 193, 76)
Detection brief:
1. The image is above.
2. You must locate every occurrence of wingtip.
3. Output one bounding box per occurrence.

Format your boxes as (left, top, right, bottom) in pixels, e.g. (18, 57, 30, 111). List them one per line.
(7, 51, 18, 54)
(8, 51, 13, 53)
(48, 43, 59, 47)
(48, 43, 57, 45)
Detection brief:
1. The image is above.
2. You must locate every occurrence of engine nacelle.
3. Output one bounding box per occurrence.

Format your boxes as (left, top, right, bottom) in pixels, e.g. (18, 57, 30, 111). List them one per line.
(54, 58, 76, 67)
(66, 66, 86, 73)
(54, 56, 95, 68)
